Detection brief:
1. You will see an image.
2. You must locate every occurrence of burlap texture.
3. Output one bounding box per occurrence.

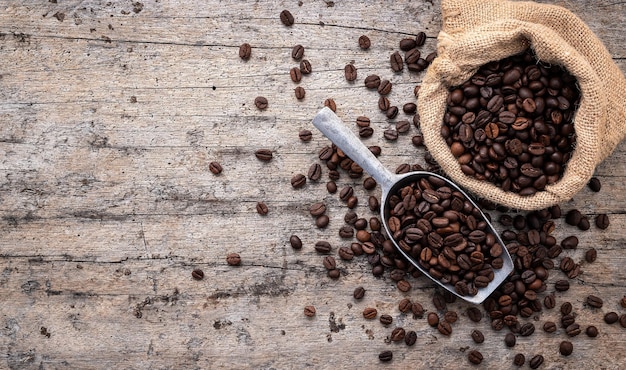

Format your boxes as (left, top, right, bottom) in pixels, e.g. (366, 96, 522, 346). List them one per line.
(418, 0, 626, 210)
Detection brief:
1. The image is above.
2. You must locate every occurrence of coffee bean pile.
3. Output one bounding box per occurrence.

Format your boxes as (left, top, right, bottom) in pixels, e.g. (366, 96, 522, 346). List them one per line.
(387, 175, 506, 297)
(442, 48, 581, 196)
(205, 7, 622, 368)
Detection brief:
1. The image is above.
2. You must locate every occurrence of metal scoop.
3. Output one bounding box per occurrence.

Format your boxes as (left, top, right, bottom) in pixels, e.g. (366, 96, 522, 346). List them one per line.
(312, 107, 513, 304)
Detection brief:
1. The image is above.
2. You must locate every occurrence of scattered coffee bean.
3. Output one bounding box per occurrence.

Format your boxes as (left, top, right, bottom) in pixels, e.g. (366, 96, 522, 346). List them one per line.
(560, 302, 573, 315)
(399, 38, 417, 51)
(386, 106, 399, 119)
(586, 295, 603, 308)
(209, 161, 223, 175)
(191, 269, 204, 280)
(299, 129, 313, 142)
(378, 79, 392, 95)
(363, 307, 378, 319)
(565, 323, 581, 337)
(239, 43, 251, 60)
(390, 327, 405, 342)
(398, 298, 412, 313)
(467, 307, 483, 322)
(619, 314, 626, 328)
(226, 253, 241, 266)
(300, 59, 312, 74)
(315, 215, 329, 228)
(279, 9, 294, 26)
(353, 286, 365, 300)
(384, 129, 398, 141)
(378, 350, 393, 362)
(255, 149, 273, 161)
(291, 173, 306, 188)
(304, 305, 316, 317)
(559, 341, 573, 356)
(405, 330, 417, 346)
(294, 86, 306, 100)
(561, 314, 575, 328)
(254, 96, 268, 110)
(397, 280, 411, 292)
(326, 181, 337, 193)
(529, 354, 544, 369)
(468, 350, 483, 365)
(595, 213, 610, 229)
(291, 44, 304, 60)
(588, 177, 601, 192)
(358, 34, 371, 49)
(390, 51, 404, 72)
(585, 325, 598, 337)
(504, 333, 516, 347)
(427, 312, 439, 327)
(289, 235, 302, 250)
(256, 202, 269, 215)
(513, 353, 525, 367)
(437, 320, 452, 335)
(308, 163, 322, 181)
(396, 120, 410, 134)
(444, 311, 458, 324)
(471, 329, 484, 344)
(544, 294, 556, 309)
(364, 75, 381, 89)
(344, 64, 357, 81)
(314, 241, 332, 254)
(403, 102, 417, 114)
(290, 67, 302, 82)
(585, 248, 597, 263)
(543, 321, 557, 333)
(578, 216, 590, 231)
(323, 256, 336, 270)
(555, 279, 570, 292)
(604, 312, 619, 324)
(415, 31, 427, 46)
(411, 302, 424, 318)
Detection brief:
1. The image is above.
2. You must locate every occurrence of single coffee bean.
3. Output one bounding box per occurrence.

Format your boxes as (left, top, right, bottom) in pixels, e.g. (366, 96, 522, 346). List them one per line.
(353, 286, 365, 300)
(604, 312, 619, 324)
(468, 350, 483, 365)
(437, 321, 452, 336)
(561, 314, 575, 328)
(415, 31, 427, 46)
(544, 294, 556, 309)
(618, 314, 626, 328)
(427, 312, 439, 327)
(467, 307, 483, 322)
(390, 327, 405, 342)
(290, 67, 302, 82)
(596, 213, 610, 229)
(578, 216, 590, 231)
(315, 215, 329, 228)
(444, 311, 458, 324)
(364, 75, 381, 89)
(300, 59, 312, 74)
(291, 44, 304, 60)
(559, 341, 573, 356)
(565, 323, 581, 337)
(226, 253, 241, 266)
(322, 256, 336, 270)
(344, 64, 357, 81)
(363, 177, 377, 190)
(256, 201, 269, 215)
(255, 149, 273, 161)
(543, 321, 557, 333)
(561, 235, 579, 249)
(555, 279, 570, 292)
(239, 43, 251, 60)
(304, 305, 316, 317)
(359, 126, 374, 138)
(586, 325, 598, 337)
(378, 314, 393, 326)
(529, 355, 544, 369)
(390, 51, 404, 72)
(513, 353, 525, 367)
(378, 79, 392, 95)
(279, 9, 295, 26)
(338, 226, 354, 239)
(191, 268, 204, 280)
(384, 129, 398, 141)
(358, 35, 371, 50)
(309, 202, 326, 216)
(298, 129, 312, 142)
(588, 177, 601, 192)
(289, 235, 302, 250)
(405, 330, 417, 346)
(386, 106, 399, 119)
(585, 248, 597, 263)
(209, 161, 223, 175)
(471, 329, 484, 343)
(504, 333, 516, 347)
(411, 302, 424, 318)
(565, 209, 582, 226)
(519, 322, 535, 336)
(294, 86, 305, 100)
(396, 120, 410, 134)
(561, 302, 573, 315)
(586, 295, 603, 308)
(397, 280, 411, 292)
(254, 96, 268, 110)
(399, 38, 417, 51)
(308, 163, 322, 181)
(338, 246, 354, 260)
(398, 298, 412, 313)
(363, 307, 378, 319)
(378, 350, 393, 362)
(291, 173, 306, 188)
(314, 241, 331, 254)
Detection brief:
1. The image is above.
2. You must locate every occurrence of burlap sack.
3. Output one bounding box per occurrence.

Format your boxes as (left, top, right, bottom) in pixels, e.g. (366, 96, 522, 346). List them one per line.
(418, 0, 626, 210)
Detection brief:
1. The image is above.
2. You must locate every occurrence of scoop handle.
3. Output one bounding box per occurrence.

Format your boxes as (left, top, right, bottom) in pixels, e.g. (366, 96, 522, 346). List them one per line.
(312, 107, 396, 190)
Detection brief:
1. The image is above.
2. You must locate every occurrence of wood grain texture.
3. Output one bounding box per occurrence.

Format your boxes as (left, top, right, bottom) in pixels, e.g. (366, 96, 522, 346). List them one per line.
(1, 0, 625, 369)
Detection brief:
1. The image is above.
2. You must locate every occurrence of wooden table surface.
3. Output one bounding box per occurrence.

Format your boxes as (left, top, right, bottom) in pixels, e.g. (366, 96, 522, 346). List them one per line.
(1, 1, 625, 369)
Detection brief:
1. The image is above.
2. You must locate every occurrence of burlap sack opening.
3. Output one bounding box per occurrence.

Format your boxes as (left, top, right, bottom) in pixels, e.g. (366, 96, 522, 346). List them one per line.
(419, 0, 626, 210)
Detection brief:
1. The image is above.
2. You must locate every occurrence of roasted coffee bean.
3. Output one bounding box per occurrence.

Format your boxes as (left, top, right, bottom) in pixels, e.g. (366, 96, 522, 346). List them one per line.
(294, 86, 306, 100)
(504, 333, 516, 347)
(561, 235, 579, 249)
(619, 314, 626, 328)
(254, 96, 268, 110)
(559, 341, 573, 356)
(279, 9, 294, 26)
(391, 327, 406, 341)
(309, 202, 326, 216)
(209, 161, 223, 175)
(378, 96, 391, 111)
(604, 312, 619, 324)
(565, 323, 581, 337)
(444, 311, 458, 324)
(565, 209, 582, 226)
(322, 256, 336, 270)
(363, 177, 377, 190)
(468, 350, 483, 365)
(256, 202, 269, 215)
(338, 226, 354, 239)
(427, 312, 439, 327)
(255, 149, 273, 161)
(398, 298, 412, 313)
(513, 353, 525, 367)
(586, 295, 603, 308)
(588, 177, 601, 192)
(561, 314, 575, 328)
(358, 34, 372, 51)
(586, 325, 599, 337)
(291, 44, 304, 60)
(561, 302, 573, 315)
(384, 129, 399, 141)
(300, 59, 312, 74)
(359, 126, 374, 138)
(519, 323, 535, 336)
(386, 106, 399, 119)
(289, 235, 302, 250)
(315, 215, 329, 228)
(405, 330, 417, 346)
(378, 350, 393, 362)
(585, 248, 597, 263)
(396, 120, 410, 134)
(578, 216, 590, 230)
(314, 241, 332, 254)
(467, 307, 483, 322)
(544, 294, 556, 309)
(363, 307, 378, 319)
(555, 279, 570, 292)
(226, 253, 241, 266)
(390, 51, 404, 72)
(353, 286, 365, 300)
(378, 79, 392, 95)
(191, 269, 204, 280)
(437, 321, 452, 336)
(471, 329, 485, 344)
(290, 67, 302, 82)
(596, 213, 610, 229)
(239, 43, 252, 60)
(379, 314, 393, 326)
(291, 173, 306, 188)
(364, 75, 381, 89)
(338, 246, 354, 261)
(299, 129, 313, 142)
(308, 163, 322, 181)
(543, 321, 557, 333)
(397, 280, 411, 292)
(411, 302, 424, 318)
(304, 305, 316, 317)
(344, 64, 357, 81)
(529, 355, 544, 369)
(412, 134, 425, 147)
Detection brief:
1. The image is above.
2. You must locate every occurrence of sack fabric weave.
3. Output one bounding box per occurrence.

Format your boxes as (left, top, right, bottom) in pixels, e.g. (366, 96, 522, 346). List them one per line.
(418, 0, 626, 210)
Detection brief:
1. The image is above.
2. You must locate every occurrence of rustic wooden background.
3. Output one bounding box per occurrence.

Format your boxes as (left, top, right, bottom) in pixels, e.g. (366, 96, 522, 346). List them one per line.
(1, 0, 625, 369)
